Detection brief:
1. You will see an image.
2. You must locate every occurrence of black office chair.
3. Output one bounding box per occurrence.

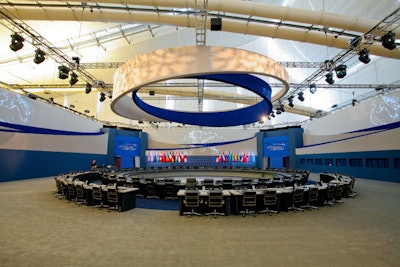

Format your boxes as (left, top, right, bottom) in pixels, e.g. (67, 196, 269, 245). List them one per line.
(183, 190, 202, 217)
(240, 190, 257, 217)
(164, 178, 177, 200)
(222, 178, 234, 189)
(288, 187, 305, 212)
(259, 190, 278, 215)
(55, 178, 66, 199)
(206, 190, 225, 218)
(92, 185, 104, 209)
(185, 178, 197, 190)
(131, 176, 143, 197)
(301, 186, 319, 210)
(203, 178, 215, 190)
(67, 182, 76, 203)
(324, 184, 336, 206)
(334, 184, 344, 204)
(107, 184, 119, 211)
(75, 183, 86, 206)
(145, 178, 159, 199)
(241, 178, 252, 189)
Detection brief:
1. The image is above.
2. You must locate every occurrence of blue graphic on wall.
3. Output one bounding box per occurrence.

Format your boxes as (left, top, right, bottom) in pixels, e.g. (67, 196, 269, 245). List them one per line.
(264, 136, 289, 157)
(114, 136, 140, 168)
(264, 136, 289, 168)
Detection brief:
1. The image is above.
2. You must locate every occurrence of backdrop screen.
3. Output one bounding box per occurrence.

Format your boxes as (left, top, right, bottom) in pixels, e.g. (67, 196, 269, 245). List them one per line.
(263, 136, 289, 157)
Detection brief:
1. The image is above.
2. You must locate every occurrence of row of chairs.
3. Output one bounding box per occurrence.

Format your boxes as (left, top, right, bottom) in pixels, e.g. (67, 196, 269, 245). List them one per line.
(183, 190, 226, 218)
(182, 183, 344, 218)
(55, 178, 119, 212)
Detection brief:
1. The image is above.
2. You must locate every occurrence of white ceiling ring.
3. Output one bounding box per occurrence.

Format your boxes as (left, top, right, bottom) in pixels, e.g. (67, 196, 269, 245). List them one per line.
(111, 45, 289, 125)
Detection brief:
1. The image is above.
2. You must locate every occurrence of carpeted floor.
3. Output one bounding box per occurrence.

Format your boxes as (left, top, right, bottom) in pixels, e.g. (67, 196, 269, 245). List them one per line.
(0, 174, 399, 267)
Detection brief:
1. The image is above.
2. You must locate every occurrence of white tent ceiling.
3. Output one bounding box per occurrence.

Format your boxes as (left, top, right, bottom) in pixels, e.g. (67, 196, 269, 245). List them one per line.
(0, 0, 399, 129)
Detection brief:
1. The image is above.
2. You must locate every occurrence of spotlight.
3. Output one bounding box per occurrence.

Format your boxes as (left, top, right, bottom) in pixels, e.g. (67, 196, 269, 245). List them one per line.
(33, 49, 46, 64)
(279, 102, 285, 113)
(9, 33, 24, 51)
(298, 92, 305, 102)
(325, 72, 335, 84)
(309, 84, 317, 94)
(69, 72, 78, 86)
(335, 64, 347, 78)
(72, 56, 80, 65)
(381, 31, 397, 50)
(270, 111, 275, 118)
(276, 108, 282, 115)
(99, 92, 106, 102)
(288, 96, 294, 108)
(85, 83, 92, 94)
(358, 48, 370, 64)
(58, 66, 70, 79)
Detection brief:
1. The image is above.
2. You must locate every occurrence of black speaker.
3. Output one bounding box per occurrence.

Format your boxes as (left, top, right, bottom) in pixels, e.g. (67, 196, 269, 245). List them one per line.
(149, 90, 155, 96)
(210, 18, 222, 31)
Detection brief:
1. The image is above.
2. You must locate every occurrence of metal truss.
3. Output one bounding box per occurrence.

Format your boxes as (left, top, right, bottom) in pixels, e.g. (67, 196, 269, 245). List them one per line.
(280, 7, 400, 105)
(0, 7, 110, 94)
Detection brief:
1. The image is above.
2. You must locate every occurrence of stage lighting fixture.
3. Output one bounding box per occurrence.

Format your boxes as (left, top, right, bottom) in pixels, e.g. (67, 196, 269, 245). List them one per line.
(9, 33, 25, 51)
(72, 56, 80, 65)
(276, 108, 282, 115)
(270, 111, 275, 118)
(279, 103, 285, 113)
(99, 92, 106, 102)
(381, 31, 397, 50)
(58, 66, 70, 79)
(335, 64, 347, 78)
(309, 83, 317, 94)
(288, 96, 294, 108)
(358, 48, 370, 64)
(298, 92, 305, 102)
(69, 72, 78, 86)
(33, 49, 46, 64)
(325, 72, 335, 84)
(85, 83, 92, 94)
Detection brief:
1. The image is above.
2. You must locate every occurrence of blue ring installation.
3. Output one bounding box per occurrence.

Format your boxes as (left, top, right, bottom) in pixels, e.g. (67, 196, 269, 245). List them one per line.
(132, 73, 273, 127)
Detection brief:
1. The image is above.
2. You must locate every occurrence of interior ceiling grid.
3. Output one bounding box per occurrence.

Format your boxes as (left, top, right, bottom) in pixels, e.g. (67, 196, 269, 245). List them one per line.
(0, 0, 399, 128)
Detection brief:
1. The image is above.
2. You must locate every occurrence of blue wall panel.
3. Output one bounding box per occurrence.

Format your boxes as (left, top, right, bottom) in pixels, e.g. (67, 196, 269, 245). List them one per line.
(0, 149, 107, 182)
(296, 150, 400, 183)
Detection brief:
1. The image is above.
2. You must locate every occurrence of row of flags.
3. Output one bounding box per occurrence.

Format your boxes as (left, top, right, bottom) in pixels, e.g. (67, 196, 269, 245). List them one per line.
(147, 151, 188, 163)
(216, 151, 255, 163)
(146, 150, 256, 163)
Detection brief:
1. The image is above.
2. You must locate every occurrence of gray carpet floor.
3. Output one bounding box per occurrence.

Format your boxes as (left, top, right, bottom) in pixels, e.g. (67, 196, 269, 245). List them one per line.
(0, 174, 399, 267)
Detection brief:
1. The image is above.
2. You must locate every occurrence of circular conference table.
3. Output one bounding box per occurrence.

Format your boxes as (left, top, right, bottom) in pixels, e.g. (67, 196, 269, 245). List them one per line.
(55, 167, 355, 215)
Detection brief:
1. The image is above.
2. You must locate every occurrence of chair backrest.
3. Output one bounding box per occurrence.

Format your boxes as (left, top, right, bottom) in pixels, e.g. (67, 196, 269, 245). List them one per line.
(242, 190, 257, 207)
(292, 188, 304, 204)
(184, 190, 200, 207)
(75, 183, 85, 198)
(107, 185, 118, 204)
(92, 185, 103, 201)
(203, 179, 214, 189)
(264, 190, 277, 206)
(308, 187, 319, 202)
(335, 184, 343, 198)
(327, 184, 335, 199)
(222, 178, 233, 189)
(241, 178, 252, 189)
(208, 190, 224, 208)
(67, 182, 76, 198)
(185, 178, 197, 189)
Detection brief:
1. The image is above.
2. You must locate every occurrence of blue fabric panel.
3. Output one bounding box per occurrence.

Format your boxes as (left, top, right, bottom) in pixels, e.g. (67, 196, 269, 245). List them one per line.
(0, 149, 107, 182)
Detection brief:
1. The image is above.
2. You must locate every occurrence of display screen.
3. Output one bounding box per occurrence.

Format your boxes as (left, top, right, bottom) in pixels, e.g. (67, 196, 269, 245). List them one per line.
(263, 136, 289, 157)
(115, 136, 140, 156)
